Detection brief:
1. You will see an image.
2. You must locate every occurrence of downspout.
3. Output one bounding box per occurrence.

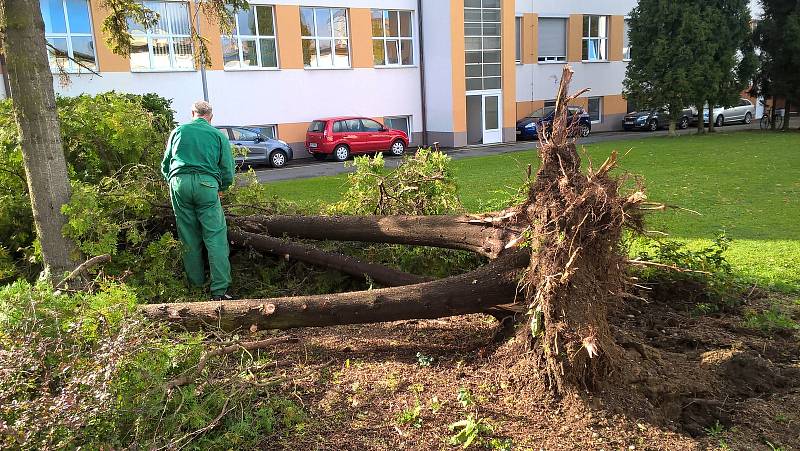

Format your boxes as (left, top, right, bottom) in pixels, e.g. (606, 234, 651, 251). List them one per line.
(194, 0, 209, 102)
(417, 0, 428, 147)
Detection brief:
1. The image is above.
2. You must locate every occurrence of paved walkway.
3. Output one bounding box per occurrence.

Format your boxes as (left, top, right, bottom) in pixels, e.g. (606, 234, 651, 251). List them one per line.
(254, 123, 757, 183)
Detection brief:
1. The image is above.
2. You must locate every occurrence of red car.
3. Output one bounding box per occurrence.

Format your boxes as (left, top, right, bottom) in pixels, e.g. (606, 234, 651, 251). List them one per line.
(305, 117, 409, 162)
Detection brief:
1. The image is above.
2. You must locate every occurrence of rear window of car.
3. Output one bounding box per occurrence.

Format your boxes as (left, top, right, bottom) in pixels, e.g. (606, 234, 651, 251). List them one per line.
(308, 121, 327, 133)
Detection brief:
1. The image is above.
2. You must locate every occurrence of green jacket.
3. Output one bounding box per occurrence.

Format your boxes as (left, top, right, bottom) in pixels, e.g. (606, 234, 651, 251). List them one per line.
(161, 118, 235, 191)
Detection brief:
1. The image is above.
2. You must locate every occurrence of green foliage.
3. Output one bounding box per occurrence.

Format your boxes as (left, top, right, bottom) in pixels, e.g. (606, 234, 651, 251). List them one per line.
(396, 403, 423, 428)
(743, 306, 799, 332)
(752, 1, 800, 109)
(448, 415, 492, 449)
(416, 352, 434, 367)
(0, 281, 305, 450)
(328, 149, 463, 216)
(457, 387, 475, 409)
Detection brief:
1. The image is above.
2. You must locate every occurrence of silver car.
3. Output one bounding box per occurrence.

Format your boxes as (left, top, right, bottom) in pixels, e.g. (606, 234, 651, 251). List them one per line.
(701, 98, 756, 127)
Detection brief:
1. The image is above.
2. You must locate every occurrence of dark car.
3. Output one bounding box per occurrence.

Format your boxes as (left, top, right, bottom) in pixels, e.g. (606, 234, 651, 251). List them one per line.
(516, 106, 591, 140)
(305, 117, 409, 162)
(623, 107, 693, 131)
(215, 126, 293, 168)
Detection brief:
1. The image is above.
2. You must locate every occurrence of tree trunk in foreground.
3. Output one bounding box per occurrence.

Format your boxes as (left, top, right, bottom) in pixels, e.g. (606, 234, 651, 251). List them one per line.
(668, 118, 677, 136)
(0, 0, 78, 279)
(696, 104, 705, 134)
(708, 100, 716, 133)
(141, 250, 528, 331)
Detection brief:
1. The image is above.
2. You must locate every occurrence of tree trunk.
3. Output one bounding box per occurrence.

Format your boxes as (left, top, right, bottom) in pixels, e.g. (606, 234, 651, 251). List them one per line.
(229, 230, 430, 287)
(708, 100, 716, 133)
(770, 99, 777, 130)
(234, 214, 518, 259)
(140, 250, 528, 332)
(668, 118, 677, 136)
(0, 0, 78, 279)
(696, 105, 705, 134)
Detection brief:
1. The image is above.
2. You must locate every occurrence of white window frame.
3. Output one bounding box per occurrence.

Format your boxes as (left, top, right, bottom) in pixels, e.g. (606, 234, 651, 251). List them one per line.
(384, 115, 412, 142)
(588, 97, 603, 124)
(371, 9, 415, 67)
(464, 1, 502, 93)
(222, 5, 279, 70)
(582, 15, 609, 62)
(515, 16, 522, 64)
(537, 16, 568, 63)
(300, 6, 351, 69)
(42, 0, 98, 73)
(129, 0, 194, 72)
(623, 17, 631, 61)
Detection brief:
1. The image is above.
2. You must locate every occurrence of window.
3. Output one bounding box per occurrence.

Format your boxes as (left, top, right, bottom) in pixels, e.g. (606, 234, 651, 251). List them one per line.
(300, 7, 350, 68)
(371, 10, 414, 66)
(308, 121, 327, 132)
(222, 5, 277, 69)
(361, 119, 383, 132)
(231, 128, 259, 141)
(246, 125, 277, 139)
(582, 15, 608, 61)
(333, 119, 361, 133)
(385, 116, 411, 140)
(41, 0, 97, 73)
(515, 17, 522, 63)
(543, 100, 556, 108)
(588, 97, 602, 123)
(128, 1, 193, 71)
(537, 18, 567, 62)
(464, 0, 502, 92)
(623, 19, 631, 60)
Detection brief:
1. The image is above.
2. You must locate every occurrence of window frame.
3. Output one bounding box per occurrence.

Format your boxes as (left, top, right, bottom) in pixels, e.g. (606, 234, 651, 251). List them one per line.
(537, 16, 568, 63)
(42, 0, 98, 73)
(300, 6, 351, 69)
(384, 115, 412, 141)
(129, 0, 195, 72)
(464, 1, 502, 92)
(222, 5, 279, 71)
(515, 16, 522, 64)
(587, 97, 603, 124)
(244, 124, 278, 140)
(371, 9, 415, 67)
(582, 15, 609, 62)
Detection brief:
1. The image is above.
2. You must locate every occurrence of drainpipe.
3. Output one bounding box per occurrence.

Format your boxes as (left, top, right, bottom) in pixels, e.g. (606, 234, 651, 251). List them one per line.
(417, 0, 428, 146)
(194, 0, 209, 102)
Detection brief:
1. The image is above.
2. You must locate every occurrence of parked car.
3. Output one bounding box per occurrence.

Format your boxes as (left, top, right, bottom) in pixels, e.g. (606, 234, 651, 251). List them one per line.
(305, 117, 409, 162)
(623, 107, 693, 131)
(699, 98, 756, 127)
(516, 106, 591, 140)
(215, 126, 293, 168)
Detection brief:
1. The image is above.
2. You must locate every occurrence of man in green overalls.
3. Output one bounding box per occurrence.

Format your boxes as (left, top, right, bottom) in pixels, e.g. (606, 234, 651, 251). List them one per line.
(161, 101, 236, 300)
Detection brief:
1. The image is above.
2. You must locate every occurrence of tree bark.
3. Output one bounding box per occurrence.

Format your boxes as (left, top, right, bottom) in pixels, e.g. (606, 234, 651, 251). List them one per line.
(234, 214, 518, 259)
(139, 250, 529, 332)
(668, 118, 677, 136)
(229, 230, 430, 287)
(0, 0, 78, 279)
(708, 100, 716, 133)
(696, 104, 705, 134)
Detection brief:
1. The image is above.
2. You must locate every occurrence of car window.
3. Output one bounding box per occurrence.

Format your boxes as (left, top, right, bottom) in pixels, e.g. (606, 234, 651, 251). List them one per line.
(215, 127, 232, 139)
(333, 121, 345, 133)
(567, 106, 582, 116)
(308, 121, 327, 133)
(739, 99, 751, 107)
(361, 119, 383, 132)
(529, 107, 555, 119)
(231, 128, 259, 141)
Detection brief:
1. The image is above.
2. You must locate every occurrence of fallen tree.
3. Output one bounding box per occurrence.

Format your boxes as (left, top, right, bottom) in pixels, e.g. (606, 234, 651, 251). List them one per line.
(141, 66, 645, 394)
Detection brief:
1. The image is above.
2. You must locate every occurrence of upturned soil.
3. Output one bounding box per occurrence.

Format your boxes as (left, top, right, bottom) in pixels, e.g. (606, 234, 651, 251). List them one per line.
(256, 288, 800, 450)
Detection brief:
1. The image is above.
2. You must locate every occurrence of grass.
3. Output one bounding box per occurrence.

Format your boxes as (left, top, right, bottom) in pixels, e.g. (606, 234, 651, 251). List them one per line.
(267, 131, 800, 293)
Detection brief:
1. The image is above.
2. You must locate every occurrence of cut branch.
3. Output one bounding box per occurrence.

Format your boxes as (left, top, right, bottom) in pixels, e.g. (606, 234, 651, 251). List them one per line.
(55, 254, 112, 290)
(229, 230, 430, 287)
(233, 214, 518, 259)
(139, 251, 529, 332)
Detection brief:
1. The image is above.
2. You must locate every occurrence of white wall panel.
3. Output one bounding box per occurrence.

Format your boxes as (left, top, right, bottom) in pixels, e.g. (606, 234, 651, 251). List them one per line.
(516, 61, 628, 102)
(420, 0, 455, 132)
(516, 0, 637, 16)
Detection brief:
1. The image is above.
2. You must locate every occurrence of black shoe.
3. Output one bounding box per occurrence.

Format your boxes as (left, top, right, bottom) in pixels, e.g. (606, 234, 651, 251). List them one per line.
(211, 292, 238, 301)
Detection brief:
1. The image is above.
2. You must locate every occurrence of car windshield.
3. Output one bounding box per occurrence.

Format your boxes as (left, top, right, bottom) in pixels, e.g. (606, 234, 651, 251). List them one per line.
(528, 107, 555, 119)
(308, 121, 326, 133)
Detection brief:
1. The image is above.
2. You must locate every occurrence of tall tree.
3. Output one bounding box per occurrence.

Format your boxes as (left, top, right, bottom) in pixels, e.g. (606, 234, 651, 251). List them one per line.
(703, 0, 757, 133)
(0, 0, 77, 278)
(623, 0, 701, 136)
(752, 0, 800, 130)
(0, 0, 242, 281)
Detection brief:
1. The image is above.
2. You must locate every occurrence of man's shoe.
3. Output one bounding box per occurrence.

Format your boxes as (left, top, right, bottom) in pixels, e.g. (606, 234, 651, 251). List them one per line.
(211, 292, 238, 301)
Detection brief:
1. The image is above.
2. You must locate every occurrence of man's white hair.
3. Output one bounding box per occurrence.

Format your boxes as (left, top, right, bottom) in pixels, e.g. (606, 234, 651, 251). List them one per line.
(192, 100, 212, 117)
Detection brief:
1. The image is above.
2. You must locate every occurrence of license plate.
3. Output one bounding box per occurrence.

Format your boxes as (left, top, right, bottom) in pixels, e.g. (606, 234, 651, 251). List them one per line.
(625, 120, 634, 124)
(516, 130, 522, 135)
(309, 143, 318, 148)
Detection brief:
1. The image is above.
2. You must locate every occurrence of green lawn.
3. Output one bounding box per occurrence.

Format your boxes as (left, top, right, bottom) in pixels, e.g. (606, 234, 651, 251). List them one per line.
(267, 131, 800, 293)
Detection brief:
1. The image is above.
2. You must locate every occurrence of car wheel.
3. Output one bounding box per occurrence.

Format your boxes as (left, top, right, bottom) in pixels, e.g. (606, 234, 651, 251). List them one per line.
(333, 144, 350, 162)
(269, 150, 287, 168)
(579, 125, 591, 137)
(648, 120, 658, 131)
(679, 117, 689, 129)
(715, 115, 724, 127)
(312, 153, 327, 161)
(744, 112, 752, 124)
(389, 140, 406, 156)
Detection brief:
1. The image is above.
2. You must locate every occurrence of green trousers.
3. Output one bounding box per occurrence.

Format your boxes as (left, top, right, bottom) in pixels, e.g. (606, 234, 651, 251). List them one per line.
(169, 173, 231, 295)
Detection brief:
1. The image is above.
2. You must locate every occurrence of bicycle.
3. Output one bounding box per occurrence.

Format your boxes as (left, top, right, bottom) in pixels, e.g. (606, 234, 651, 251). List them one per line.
(760, 109, 784, 130)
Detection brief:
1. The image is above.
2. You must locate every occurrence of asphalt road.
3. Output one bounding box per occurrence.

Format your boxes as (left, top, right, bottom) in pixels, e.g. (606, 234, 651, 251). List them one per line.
(253, 122, 758, 183)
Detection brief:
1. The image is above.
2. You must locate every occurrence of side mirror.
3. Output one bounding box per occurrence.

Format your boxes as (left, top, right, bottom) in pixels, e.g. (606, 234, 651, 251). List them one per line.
(254, 135, 263, 143)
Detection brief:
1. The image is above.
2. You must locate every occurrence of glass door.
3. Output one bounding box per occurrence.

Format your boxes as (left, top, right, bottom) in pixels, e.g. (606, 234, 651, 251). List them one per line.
(482, 93, 502, 144)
